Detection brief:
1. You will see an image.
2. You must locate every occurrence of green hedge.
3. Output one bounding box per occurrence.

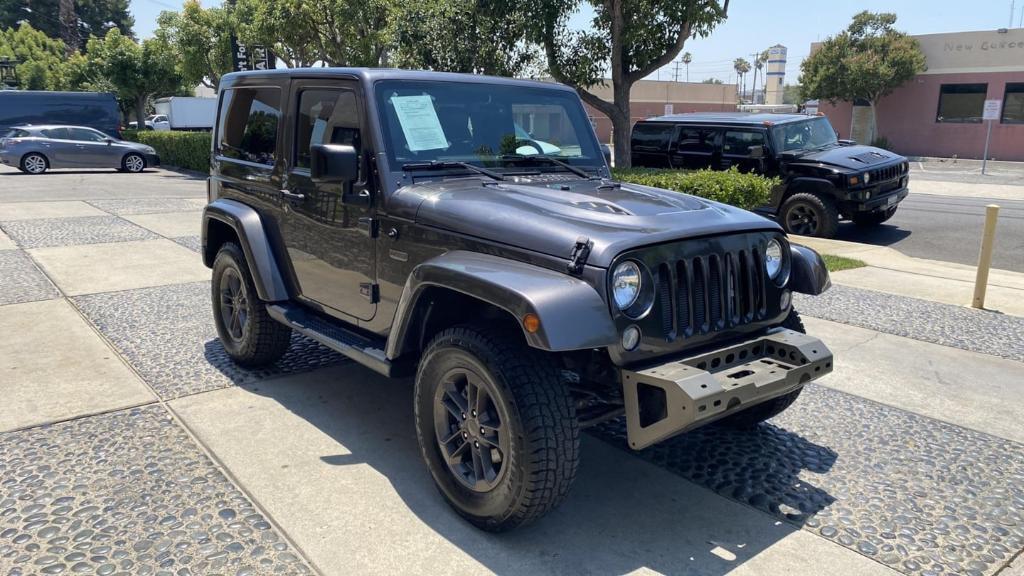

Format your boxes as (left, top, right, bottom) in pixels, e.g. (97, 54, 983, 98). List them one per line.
(123, 130, 211, 173)
(612, 167, 777, 210)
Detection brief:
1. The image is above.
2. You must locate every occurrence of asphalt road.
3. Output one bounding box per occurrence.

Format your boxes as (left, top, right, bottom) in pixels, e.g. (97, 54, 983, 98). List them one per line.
(834, 192, 1024, 273)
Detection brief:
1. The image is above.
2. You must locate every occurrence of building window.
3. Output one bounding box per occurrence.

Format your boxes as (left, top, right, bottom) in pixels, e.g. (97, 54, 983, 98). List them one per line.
(1003, 83, 1024, 125)
(936, 84, 987, 123)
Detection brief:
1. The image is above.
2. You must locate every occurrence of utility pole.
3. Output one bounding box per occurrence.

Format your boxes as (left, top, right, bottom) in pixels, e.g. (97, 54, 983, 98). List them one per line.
(1012, 0, 1017, 27)
(750, 52, 760, 104)
(671, 59, 684, 83)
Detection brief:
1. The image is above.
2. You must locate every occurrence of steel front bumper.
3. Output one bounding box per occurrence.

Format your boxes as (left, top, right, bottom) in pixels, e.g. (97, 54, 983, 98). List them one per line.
(621, 329, 833, 450)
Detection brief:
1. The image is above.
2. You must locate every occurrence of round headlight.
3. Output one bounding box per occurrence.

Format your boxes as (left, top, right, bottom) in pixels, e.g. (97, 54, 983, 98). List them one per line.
(612, 261, 642, 310)
(765, 239, 784, 280)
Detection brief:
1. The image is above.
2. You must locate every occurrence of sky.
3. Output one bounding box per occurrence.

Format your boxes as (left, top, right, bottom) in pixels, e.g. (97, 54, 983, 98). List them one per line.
(129, 0, 1023, 85)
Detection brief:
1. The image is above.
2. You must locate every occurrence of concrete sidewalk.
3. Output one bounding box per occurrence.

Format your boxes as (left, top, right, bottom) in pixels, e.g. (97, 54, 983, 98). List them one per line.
(909, 178, 1022, 200)
(792, 234, 1024, 317)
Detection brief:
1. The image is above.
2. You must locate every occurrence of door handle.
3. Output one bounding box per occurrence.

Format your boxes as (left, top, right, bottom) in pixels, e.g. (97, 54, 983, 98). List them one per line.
(280, 189, 305, 202)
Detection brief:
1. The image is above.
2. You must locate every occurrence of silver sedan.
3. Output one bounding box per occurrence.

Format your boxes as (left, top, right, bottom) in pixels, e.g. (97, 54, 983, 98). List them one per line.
(0, 125, 161, 174)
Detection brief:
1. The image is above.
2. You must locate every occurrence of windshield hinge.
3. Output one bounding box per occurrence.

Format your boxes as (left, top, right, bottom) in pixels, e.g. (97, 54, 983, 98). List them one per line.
(567, 236, 592, 275)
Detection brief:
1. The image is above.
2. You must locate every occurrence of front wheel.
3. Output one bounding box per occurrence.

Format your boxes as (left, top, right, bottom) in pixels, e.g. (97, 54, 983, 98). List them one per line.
(780, 192, 839, 238)
(414, 325, 579, 531)
(122, 153, 146, 173)
(852, 206, 897, 226)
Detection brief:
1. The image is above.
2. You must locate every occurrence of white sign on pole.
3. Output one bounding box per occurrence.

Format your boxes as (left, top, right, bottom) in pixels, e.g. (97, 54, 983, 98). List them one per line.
(664, 104, 674, 116)
(982, 100, 1002, 121)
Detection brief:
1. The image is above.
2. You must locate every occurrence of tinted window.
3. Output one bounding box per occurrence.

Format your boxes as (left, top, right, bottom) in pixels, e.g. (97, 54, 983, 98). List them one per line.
(936, 84, 987, 123)
(42, 127, 70, 139)
(1002, 83, 1024, 124)
(2, 129, 29, 138)
(217, 87, 281, 166)
(68, 127, 107, 142)
(632, 123, 675, 151)
(295, 89, 361, 170)
(676, 128, 717, 153)
(723, 130, 765, 156)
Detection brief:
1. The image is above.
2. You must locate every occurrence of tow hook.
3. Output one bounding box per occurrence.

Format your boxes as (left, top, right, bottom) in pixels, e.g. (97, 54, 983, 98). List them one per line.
(567, 236, 592, 275)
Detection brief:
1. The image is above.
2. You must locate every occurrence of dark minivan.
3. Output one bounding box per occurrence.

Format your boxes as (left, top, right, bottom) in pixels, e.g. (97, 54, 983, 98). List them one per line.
(0, 91, 121, 138)
(631, 113, 909, 238)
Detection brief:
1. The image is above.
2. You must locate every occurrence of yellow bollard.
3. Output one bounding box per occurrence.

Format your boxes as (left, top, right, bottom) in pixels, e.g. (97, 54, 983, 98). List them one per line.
(971, 204, 1000, 309)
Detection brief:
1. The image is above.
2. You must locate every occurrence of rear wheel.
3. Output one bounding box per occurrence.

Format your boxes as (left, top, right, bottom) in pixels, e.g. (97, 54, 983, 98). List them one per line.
(780, 192, 839, 238)
(20, 153, 48, 174)
(720, 310, 806, 429)
(122, 153, 146, 173)
(852, 206, 897, 226)
(211, 242, 292, 366)
(414, 325, 579, 531)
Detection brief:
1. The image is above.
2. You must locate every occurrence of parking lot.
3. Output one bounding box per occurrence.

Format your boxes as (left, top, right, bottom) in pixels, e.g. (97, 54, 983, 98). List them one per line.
(1, 164, 1023, 576)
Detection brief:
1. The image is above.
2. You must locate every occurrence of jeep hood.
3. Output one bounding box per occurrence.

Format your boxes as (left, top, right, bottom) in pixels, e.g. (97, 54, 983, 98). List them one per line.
(791, 144, 903, 171)
(390, 175, 780, 268)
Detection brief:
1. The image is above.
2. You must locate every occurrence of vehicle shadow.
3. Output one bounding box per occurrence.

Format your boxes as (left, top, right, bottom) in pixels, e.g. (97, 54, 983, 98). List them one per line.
(231, 362, 840, 575)
(834, 221, 911, 246)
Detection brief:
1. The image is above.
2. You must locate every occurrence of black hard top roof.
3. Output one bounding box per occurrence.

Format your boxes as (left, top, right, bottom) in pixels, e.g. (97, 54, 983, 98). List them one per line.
(221, 67, 575, 93)
(640, 112, 816, 126)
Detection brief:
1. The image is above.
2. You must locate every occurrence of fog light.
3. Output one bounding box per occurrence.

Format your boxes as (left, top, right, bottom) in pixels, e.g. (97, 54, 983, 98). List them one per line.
(622, 325, 641, 351)
(780, 289, 792, 311)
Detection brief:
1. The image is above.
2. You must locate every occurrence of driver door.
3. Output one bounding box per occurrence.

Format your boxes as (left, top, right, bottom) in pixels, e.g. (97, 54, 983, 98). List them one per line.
(278, 80, 377, 322)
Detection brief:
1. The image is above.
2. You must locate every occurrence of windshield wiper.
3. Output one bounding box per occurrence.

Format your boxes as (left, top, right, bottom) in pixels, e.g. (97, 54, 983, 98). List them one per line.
(402, 161, 505, 181)
(498, 154, 592, 179)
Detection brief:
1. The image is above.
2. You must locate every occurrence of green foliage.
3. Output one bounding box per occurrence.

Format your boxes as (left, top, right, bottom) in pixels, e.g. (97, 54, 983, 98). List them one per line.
(782, 83, 802, 105)
(525, 0, 730, 167)
(821, 254, 866, 272)
(125, 130, 211, 172)
(701, 78, 723, 84)
(612, 167, 775, 210)
(154, 0, 235, 90)
(0, 23, 70, 90)
(870, 136, 892, 151)
(0, 0, 134, 49)
(393, 0, 539, 77)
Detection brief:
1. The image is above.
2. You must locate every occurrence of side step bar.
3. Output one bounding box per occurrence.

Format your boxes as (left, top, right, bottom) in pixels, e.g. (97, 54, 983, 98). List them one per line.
(266, 304, 393, 377)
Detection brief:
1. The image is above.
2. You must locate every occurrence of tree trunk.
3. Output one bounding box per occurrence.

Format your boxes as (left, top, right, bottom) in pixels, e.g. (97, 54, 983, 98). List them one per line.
(867, 100, 878, 145)
(58, 0, 81, 57)
(136, 95, 147, 131)
(609, 103, 631, 169)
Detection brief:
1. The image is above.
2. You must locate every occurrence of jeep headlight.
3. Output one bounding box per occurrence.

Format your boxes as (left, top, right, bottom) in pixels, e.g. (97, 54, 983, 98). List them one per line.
(612, 261, 642, 310)
(765, 239, 784, 281)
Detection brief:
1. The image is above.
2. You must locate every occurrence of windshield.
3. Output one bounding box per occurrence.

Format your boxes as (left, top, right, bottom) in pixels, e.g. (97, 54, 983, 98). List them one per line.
(771, 117, 837, 153)
(374, 80, 603, 172)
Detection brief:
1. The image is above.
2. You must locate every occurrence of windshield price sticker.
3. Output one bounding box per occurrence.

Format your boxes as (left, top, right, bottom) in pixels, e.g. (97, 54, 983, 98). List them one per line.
(391, 95, 449, 151)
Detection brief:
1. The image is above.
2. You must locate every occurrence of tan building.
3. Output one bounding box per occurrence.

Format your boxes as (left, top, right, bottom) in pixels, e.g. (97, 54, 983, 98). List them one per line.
(578, 79, 738, 143)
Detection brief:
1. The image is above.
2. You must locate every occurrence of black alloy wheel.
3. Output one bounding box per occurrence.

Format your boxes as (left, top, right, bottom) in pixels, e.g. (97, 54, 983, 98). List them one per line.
(786, 203, 819, 236)
(218, 267, 249, 342)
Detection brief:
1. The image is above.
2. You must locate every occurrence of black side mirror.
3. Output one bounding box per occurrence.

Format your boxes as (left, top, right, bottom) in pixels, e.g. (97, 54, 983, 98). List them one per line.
(749, 145, 765, 159)
(105, 138, 113, 145)
(310, 144, 358, 183)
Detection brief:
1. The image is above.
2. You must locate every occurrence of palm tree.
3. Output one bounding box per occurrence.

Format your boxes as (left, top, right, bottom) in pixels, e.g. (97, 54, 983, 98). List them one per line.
(682, 52, 692, 83)
(753, 50, 768, 103)
(733, 58, 750, 101)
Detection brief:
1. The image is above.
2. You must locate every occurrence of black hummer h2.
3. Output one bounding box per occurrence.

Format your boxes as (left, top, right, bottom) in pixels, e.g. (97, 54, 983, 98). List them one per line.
(202, 69, 834, 531)
(631, 113, 911, 238)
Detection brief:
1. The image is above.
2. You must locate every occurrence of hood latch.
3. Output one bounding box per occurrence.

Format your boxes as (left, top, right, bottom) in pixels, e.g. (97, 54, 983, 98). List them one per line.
(567, 236, 592, 275)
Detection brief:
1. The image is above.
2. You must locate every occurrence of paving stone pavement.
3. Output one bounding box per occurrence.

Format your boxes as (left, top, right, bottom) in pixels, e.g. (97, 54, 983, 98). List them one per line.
(172, 236, 202, 253)
(0, 216, 158, 249)
(86, 199, 208, 216)
(795, 285, 1024, 363)
(0, 405, 312, 575)
(592, 384, 1024, 576)
(73, 281, 347, 400)
(0, 250, 59, 306)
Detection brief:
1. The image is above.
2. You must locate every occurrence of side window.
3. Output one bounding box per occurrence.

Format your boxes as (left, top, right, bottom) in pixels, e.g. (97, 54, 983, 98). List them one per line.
(295, 89, 361, 171)
(217, 86, 281, 166)
(68, 128, 106, 142)
(675, 128, 717, 153)
(723, 130, 766, 156)
(631, 123, 674, 151)
(42, 127, 70, 139)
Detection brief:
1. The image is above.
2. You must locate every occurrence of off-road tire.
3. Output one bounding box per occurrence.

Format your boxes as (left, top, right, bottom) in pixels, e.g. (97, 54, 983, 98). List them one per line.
(780, 192, 839, 238)
(20, 152, 48, 174)
(211, 242, 292, 366)
(414, 325, 579, 532)
(720, 310, 806, 429)
(122, 153, 146, 173)
(852, 206, 897, 226)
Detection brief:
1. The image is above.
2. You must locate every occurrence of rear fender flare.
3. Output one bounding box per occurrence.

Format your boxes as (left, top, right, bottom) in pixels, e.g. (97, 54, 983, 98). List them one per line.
(202, 199, 288, 302)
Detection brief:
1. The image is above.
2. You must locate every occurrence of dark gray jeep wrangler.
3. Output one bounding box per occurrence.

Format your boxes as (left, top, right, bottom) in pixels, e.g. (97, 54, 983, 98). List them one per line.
(202, 68, 834, 531)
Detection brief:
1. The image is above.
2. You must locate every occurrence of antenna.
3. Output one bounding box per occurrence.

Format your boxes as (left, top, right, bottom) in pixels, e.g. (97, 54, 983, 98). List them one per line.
(1012, 0, 1017, 27)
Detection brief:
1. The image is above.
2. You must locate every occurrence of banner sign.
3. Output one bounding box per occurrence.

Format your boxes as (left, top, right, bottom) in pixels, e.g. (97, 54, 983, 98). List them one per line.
(231, 37, 275, 72)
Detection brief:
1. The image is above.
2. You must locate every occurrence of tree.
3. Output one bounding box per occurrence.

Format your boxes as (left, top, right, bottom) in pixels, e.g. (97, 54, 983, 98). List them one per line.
(83, 29, 185, 127)
(393, 0, 538, 76)
(233, 0, 393, 67)
(0, 0, 134, 53)
(155, 0, 235, 90)
(752, 49, 766, 102)
(526, 0, 729, 167)
(701, 77, 723, 84)
(801, 11, 925, 143)
(0, 23, 72, 90)
(681, 51, 692, 82)
(782, 83, 802, 105)
(732, 57, 749, 100)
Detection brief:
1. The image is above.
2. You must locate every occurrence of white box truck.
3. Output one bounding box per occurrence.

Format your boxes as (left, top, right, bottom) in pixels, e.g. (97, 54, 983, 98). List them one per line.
(152, 97, 218, 131)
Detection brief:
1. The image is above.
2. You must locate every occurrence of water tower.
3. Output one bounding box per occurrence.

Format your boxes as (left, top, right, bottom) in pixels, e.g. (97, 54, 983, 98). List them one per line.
(764, 45, 787, 105)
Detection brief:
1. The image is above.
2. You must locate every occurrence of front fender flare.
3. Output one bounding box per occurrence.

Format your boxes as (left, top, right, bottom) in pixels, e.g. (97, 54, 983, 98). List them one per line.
(386, 251, 617, 359)
(202, 199, 289, 302)
(789, 244, 831, 296)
